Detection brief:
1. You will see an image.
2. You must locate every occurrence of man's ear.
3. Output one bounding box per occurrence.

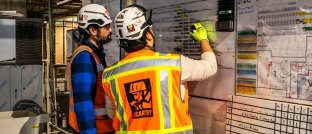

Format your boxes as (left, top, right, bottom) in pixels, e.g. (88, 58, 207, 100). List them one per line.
(88, 26, 98, 36)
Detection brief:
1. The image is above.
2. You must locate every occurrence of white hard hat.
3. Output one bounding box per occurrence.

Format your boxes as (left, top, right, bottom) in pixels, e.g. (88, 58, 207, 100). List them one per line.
(114, 5, 152, 40)
(78, 4, 112, 29)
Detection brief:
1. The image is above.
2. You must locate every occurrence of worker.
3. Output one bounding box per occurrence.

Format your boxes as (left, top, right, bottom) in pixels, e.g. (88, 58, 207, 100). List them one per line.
(67, 4, 114, 134)
(102, 4, 217, 133)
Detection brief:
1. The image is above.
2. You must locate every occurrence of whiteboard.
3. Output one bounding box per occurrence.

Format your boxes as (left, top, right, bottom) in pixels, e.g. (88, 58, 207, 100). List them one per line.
(226, 95, 312, 134)
(143, 0, 236, 100)
(236, 0, 312, 102)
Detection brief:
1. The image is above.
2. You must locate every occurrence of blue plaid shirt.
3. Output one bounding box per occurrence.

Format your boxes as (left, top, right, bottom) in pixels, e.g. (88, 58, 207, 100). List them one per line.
(71, 40, 105, 134)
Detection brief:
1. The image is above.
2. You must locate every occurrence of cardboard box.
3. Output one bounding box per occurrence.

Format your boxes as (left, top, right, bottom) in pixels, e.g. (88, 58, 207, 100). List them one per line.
(0, 66, 11, 111)
(0, 110, 48, 134)
(0, 65, 43, 112)
(10, 66, 22, 110)
(21, 65, 43, 108)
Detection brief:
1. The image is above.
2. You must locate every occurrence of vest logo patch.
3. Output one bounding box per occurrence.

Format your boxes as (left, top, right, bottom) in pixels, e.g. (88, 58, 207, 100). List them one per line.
(124, 79, 153, 118)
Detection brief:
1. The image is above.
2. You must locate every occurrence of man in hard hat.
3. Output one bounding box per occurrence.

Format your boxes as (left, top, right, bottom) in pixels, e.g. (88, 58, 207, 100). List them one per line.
(67, 4, 114, 134)
(102, 4, 217, 133)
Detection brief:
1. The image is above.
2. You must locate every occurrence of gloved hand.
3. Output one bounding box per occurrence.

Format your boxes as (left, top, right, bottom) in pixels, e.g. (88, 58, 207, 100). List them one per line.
(204, 23, 217, 43)
(190, 22, 208, 42)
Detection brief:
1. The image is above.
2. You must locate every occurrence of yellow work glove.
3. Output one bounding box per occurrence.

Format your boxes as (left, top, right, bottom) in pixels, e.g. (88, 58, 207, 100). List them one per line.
(190, 22, 208, 42)
(204, 23, 217, 43)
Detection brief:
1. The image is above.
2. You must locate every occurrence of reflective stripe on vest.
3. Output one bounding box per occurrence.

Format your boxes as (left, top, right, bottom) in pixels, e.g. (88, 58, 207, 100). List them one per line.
(103, 52, 193, 133)
(110, 79, 128, 130)
(103, 58, 180, 78)
(94, 108, 107, 116)
(97, 64, 104, 72)
(117, 128, 194, 134)
(68, 45, 113, 133)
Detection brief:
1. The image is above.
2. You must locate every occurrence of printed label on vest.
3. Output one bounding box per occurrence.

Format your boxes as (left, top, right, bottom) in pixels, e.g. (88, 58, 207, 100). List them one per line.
(124, 78, 153, 118)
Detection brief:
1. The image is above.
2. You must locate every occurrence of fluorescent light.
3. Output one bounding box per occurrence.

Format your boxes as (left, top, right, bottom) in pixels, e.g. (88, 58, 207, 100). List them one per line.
(56, 0, 74, 6)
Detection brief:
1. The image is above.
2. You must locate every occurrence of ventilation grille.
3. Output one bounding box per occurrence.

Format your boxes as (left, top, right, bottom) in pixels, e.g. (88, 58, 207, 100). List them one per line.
(16, 19, 42, 65)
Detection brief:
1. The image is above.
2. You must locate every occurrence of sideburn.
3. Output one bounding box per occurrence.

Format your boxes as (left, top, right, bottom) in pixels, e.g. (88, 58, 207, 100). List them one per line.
(147, 30, 156, 50)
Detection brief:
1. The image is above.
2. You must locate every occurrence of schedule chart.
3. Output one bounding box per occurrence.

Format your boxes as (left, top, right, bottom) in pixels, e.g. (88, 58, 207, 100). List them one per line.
(226, 96, 312, 134)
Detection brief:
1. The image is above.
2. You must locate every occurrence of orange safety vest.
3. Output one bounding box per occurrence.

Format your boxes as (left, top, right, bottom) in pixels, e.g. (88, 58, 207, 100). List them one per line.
(102, 50, 193, 134)
(68, 45, 113, 133)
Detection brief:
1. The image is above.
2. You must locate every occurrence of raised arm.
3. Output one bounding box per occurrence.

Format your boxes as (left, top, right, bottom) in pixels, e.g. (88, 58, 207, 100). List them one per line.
(181, 23, 218, 81)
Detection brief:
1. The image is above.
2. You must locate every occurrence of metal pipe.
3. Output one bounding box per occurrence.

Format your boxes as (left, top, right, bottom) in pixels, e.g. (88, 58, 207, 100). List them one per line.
(49, 122, 72, 134)
(52, 66, 58, 124)
(48, 0, 58, 127)
(63, 20, 65, 64)
(44, 22, 52, 134)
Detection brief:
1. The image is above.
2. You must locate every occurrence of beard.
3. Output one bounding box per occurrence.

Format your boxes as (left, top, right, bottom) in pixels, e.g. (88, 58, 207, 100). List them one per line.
(97, 33, 112, 45)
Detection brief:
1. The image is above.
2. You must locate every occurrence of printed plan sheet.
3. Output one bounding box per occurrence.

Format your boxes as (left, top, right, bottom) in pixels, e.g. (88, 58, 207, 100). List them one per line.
(236, 0, 312, 101)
